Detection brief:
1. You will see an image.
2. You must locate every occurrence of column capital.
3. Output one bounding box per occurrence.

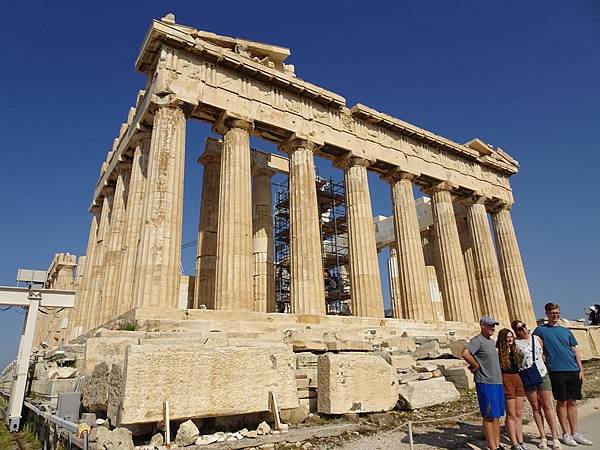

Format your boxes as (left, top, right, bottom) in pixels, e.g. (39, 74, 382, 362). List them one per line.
(278, 136, 320, 154)
(333, 155, 374, 170)
(150, 93, 192, 114)
(251, 166, 277, 177)
(460, 193, 490, 208)
(213, 112, 254, 135)
(423, 180, 458, 195)
(381, 168, 420, 184)
(488, 200, 513, 213)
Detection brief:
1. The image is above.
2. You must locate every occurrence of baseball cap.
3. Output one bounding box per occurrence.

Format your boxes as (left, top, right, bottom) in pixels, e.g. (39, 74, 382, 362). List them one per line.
(479, 316, 499, 326)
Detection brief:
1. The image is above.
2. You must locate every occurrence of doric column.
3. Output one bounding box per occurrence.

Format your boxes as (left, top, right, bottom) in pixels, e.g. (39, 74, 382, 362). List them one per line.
(427, 182, 475, 323)
(70, 210, 99, 338)
(252, 166, 276, 313)
(84, 192, 113, 330)
(100, 170, 130, 324)
(455, 212, 483, 320)
(386, 171, 433, 320)
(465, 196, 510, 323)
(66, 255, 86, 340)
(280, 138, 325, 315)
(114, 136, 150, 316)
(387, 247, 401, 317)
(213, 118, 254, 311)
(194, 139, 221, 309)
(492, 205, 536, 325)
(133, 101, 186, 309)
(338, 156, 383, 318)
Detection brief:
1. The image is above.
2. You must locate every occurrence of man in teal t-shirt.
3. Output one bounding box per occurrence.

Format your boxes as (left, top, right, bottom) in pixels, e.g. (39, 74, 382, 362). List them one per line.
(533, 302, 593, 446)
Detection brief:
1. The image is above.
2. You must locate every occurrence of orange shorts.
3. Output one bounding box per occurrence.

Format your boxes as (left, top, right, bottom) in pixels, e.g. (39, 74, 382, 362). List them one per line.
(502, 373, 525, 399)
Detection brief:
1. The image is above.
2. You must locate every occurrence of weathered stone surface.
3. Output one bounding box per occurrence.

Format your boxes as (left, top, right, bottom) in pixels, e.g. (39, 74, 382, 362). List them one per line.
(413, 340, 452, 360)
(175, 420, 200, 446)
(256, 421, 271, 435)
(444, 366, 475, 389)
(381, 336, 416, 352)
(96, 427, 134, 450)
(150, 432, 164, 447)
(317, 353, 398, 414)
(413, 362, 438, 372)
(83, 337, 139, 374)
(430, 358, 467, 372)
(398, 377, 460, 410)
(111, 344, 297, 425)
(196, 433, 220, 445)
(81, 362, 110, 412)
(280, 406, 309, 424)
(386, 354, 418, 372)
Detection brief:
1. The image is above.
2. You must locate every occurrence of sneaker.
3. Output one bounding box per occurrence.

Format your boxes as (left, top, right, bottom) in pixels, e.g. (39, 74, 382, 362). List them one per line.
(572, 433, 593, 446)
(520, 444, 529, 449)
(561, 433, 578, 447)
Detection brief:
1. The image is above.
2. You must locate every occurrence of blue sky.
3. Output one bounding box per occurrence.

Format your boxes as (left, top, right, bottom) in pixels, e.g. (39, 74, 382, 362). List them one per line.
(1, 1, 598, 368)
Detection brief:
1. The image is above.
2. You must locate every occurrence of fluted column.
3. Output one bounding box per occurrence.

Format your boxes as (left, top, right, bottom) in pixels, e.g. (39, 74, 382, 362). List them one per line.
(115, 136, 150, 315)
(100, 170, 130, 324)
(252, 167, 276, 313)
(85, 192, 113, 330)
(387, 172, 433, 320)
(66, 255, 86, 340)
(387, 247, 401, 317)
(214, 118, 254, 311)
(194, 140, 221, 309)
(428, 182, 475, 323)
(455, 213, 483, 320)
(492, 205, 536, 325)
(133, 102, 186, 309)
(465, 196, 510, 323)
(338, 157, 383, 317)
(280, 138, 325, 315)
(70, 210, 99, 338)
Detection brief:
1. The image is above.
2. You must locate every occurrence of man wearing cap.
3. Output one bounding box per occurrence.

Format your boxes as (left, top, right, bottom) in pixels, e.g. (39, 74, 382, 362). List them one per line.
(462, 316, 504, 450)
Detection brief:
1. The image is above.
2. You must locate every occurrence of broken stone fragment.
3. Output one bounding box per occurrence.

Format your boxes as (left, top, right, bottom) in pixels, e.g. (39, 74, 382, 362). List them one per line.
(398, 377, 460, 410)
(96, 427, 135, 450)
(256, 420, 271, 435)
(150, 432, 164, 447)
(195, 433, 219, 445)
(175, 420, 200, 446)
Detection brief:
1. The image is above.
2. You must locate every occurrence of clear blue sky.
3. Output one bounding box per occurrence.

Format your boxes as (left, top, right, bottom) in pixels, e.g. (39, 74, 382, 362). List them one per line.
(1, 1, 598, 368)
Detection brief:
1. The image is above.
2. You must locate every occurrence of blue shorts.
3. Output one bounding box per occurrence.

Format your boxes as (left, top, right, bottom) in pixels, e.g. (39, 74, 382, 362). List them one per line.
(475, 382, 505, 419)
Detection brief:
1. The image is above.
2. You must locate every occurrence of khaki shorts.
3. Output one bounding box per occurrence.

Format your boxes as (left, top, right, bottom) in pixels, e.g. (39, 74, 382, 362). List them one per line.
(525, 374, 552, 393)
(502, 373, 525, 399)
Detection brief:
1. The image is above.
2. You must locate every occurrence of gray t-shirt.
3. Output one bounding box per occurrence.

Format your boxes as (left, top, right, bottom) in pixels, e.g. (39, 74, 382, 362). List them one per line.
(466, 334, 502, 384)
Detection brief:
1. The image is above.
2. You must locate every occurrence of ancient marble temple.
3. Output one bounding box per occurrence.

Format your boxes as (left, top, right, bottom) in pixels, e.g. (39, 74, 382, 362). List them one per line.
(38, 14, 535, 344)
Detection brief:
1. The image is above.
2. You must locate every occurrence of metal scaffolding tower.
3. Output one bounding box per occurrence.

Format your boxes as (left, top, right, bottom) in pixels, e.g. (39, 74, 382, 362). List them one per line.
(273, 175, 351, 315)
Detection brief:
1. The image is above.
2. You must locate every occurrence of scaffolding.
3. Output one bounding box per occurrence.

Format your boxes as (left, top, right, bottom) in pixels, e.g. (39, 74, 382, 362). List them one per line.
(273, 174, 351, 315)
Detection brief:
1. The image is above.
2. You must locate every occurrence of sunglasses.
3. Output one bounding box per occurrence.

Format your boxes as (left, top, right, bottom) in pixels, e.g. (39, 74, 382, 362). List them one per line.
(517, 324, 527, 331)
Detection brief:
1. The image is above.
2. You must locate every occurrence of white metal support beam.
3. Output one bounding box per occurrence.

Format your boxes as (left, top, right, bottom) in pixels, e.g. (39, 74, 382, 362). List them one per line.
(0, 286, 75, 431)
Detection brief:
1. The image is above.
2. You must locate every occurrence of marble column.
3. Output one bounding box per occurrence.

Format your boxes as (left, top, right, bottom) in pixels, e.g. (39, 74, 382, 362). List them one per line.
(84, 192, 113, 330)
(66, 255, 86, 340)
(428, 182, 475, 323)
(339, 157, 383, 317)
(194, 140, 221, 309)
(100, 170, 130, 324)
(465, 196, 510, 323)
(214, 118, 254, 311)
(252, 167, 276, 313)
(133, 103, 186, 309)
(388, 172, 433, 320)
(71, 210, 99, 337)
(387, 247, 401, 317)
(115, 137, 150, 315)
(492, 205, 536, 325)
(455, 213, 483, 320)
(280, 138, 325, 315)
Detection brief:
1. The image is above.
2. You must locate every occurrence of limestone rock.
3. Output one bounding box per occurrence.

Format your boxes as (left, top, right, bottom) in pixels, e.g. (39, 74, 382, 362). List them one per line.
(96, 427, 134, 450)
(382, 336, 416, 352)
(317, 353, 398, 414)
(398, 377, 460, 410)
(175, 420, 200, 446)
(430, 358, 467, 373)
(413, 362, 438, 372)
(111, 345, 297, 425)
(413, 340, 452, 360)
(81, 362, 110, 412)
(444, 366, 475, 389)
(195, 433, 219, 445)
(280, 406, 309, 424)
(150, 432, 164, 447)
(387, 354, 417, 371)
(398, 369, 420, 384)
(256, 421, 271, 435)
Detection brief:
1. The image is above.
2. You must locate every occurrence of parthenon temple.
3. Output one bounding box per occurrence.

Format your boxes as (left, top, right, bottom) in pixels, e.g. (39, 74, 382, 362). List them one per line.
(20, 13, 545, 437)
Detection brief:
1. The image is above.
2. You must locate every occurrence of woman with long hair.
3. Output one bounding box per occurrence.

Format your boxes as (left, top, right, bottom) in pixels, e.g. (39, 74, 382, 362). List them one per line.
(497, 328, 527, 450)
(512, 320, 561, 449)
